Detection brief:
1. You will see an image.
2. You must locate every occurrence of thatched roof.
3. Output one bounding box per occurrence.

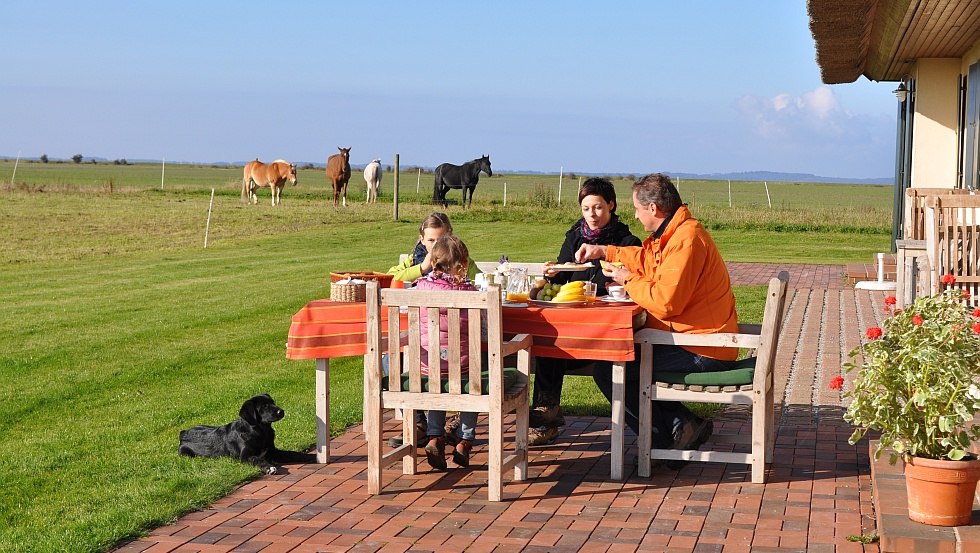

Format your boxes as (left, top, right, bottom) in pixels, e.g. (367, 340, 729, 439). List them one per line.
(807, 0, 980, 84)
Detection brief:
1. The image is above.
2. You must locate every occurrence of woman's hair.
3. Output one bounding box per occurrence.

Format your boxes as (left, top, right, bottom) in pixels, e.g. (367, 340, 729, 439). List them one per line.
(633, 173, 682, 215)
(577, 177, 618, 213)
(430, 235, 469, 276)
(419, 212, 453, 235)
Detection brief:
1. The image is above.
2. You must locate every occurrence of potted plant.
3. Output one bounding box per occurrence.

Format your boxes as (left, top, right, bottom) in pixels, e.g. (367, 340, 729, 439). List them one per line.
(839, 281, 980, 526)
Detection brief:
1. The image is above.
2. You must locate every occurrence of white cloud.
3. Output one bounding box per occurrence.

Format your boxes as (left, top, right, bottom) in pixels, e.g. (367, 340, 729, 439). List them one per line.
(736, 85, 851, 138)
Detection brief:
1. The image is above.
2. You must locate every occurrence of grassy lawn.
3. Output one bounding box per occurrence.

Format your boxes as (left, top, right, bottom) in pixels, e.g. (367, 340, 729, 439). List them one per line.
(0, 166, 893, 552)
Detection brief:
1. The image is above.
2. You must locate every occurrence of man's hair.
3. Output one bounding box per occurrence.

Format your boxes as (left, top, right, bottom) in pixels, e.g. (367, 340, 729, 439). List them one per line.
(633, 173, 682, 214)
(577, 177, 618, 213)
(430, 235, 470, 276)
(419, 212, 453, 235)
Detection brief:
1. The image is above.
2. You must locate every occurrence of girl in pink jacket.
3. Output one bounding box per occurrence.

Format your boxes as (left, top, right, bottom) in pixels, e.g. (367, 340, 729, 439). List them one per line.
(415, 235, 481, 470)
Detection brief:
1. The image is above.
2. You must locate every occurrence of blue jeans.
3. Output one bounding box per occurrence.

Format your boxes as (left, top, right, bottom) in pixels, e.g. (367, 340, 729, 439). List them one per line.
(427, 410, 477, 441)
(585, 345, 736, 447)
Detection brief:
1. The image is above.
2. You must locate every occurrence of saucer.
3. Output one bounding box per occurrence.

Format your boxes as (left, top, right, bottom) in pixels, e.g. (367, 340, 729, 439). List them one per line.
(601, 296, 634, 304)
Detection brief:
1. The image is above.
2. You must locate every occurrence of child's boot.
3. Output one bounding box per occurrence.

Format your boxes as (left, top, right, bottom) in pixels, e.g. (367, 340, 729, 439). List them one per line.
(424, 437, 447, 471)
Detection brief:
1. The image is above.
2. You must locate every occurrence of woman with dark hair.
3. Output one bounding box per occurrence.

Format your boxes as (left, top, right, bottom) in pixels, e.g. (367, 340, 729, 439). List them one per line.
(529, 177, 642, 445)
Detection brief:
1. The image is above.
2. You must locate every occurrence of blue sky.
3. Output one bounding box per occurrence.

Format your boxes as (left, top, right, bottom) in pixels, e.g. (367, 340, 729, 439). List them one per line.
(0, 1, 898, 178)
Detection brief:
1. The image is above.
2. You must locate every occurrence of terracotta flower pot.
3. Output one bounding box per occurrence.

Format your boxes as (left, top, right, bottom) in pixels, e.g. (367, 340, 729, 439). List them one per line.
(905, 455, 980, 526)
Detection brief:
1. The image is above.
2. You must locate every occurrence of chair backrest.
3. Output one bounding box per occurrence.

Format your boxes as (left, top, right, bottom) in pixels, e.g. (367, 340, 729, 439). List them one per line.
(925, 194, 980, 304)
(905, 188, 974, 240)
(751, 271, 789, 387)
(366, 281, 505, 397)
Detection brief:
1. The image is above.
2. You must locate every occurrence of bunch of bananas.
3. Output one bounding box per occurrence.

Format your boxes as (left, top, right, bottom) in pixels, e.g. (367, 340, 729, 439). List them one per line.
(550, 280, 587, 302)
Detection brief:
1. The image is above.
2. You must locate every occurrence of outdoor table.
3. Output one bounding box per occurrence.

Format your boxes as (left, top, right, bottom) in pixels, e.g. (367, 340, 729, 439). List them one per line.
(286, 298, 643, 480)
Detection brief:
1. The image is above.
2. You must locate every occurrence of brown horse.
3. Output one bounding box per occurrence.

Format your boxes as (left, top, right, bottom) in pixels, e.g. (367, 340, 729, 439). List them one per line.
(242, 159, 298, 206)
(325, 147, 352, 206)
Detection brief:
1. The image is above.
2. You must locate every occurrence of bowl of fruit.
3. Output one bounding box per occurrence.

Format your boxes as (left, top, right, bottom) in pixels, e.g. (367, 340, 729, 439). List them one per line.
(529, 280, 590, 307)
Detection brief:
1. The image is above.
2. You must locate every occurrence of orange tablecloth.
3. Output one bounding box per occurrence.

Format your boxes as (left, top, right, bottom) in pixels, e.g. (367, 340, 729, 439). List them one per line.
(287, 299, 642, 362)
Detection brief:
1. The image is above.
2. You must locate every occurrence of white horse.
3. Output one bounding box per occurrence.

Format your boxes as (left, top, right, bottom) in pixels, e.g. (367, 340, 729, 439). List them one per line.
(363, 159, 383, 204)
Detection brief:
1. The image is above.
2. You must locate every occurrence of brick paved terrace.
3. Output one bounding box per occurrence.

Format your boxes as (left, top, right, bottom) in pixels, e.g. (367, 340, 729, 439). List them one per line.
(114, 263, 910, 553)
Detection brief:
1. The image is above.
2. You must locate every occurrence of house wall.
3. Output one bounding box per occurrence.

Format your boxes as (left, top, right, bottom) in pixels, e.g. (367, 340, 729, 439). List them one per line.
(910, 58, 961, 188)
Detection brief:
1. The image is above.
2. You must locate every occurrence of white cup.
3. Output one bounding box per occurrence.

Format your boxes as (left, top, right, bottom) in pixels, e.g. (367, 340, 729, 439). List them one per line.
(607, 285, 626, 299)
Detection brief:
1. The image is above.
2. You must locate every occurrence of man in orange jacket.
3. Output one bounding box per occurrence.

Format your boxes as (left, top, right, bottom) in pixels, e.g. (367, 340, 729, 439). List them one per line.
(576, 173, 739, 455)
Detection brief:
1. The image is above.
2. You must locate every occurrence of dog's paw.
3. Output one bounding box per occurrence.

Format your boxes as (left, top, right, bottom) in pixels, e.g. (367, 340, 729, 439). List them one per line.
(263, 466, 278, 475)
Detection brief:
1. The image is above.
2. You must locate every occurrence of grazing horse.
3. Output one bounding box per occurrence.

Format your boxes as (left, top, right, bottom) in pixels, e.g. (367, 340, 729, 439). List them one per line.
(241, 159, 297, 206)
(326, 147, 352, 206)
(433, 155, 492, 208)
(363, 159, 382, 204)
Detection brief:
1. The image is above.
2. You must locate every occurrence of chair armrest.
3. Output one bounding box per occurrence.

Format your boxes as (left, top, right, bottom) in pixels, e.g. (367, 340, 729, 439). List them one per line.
(500, 333, 533, 357)
(634, 328, 761, 349)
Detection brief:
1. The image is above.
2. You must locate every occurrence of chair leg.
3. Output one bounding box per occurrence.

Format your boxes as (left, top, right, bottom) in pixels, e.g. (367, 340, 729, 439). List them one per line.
(366, 387, 383, 495)
(514, 398, 528, 482)
(403, 408, 417, 475)
(488, 408, 503, 501)
(637, 349, 653, 478)
(751, 394, 767, 484)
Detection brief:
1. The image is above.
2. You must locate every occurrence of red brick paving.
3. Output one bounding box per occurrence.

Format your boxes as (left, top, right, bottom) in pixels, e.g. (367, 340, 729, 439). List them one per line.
(114, 263, 897, 553)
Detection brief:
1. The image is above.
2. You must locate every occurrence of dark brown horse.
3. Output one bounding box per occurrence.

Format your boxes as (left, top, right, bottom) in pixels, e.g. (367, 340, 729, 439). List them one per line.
(326, 147, 352, 206)
(433, 155, 492, 208)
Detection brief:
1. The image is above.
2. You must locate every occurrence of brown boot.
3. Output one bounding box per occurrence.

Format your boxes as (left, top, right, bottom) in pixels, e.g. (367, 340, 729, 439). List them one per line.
(424, 437, 447, 471)
(452, 439, 473, 468)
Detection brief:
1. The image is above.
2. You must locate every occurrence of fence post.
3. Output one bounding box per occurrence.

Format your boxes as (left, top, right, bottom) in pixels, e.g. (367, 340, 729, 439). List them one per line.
(728, 180, 732, 207)
(504, 182, 507, 207)
(558, 166, 563, 205)
(161, 158, 165, 190)
(393, 154, 400, 221)
(764, 181, 772, 208)
(10, 151, 20, 186)
(204, 188, 215, 248)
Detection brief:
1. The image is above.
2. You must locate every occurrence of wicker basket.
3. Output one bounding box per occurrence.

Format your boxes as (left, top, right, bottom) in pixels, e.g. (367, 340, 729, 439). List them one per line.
(328, 271, 393, 302)
(330, 280, 366, 302)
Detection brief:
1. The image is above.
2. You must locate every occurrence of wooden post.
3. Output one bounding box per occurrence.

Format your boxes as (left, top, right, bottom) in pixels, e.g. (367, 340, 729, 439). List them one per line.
(204, 188, 215, 248)
(161, 158, 166, 190)
(10, 150, 20, 186)
(558, 166, 563, 205)
(503, 182, 507, 207)
(728, 180, 732, 207)
(393, 154, 400, 220)
(416, 167, 420, 194)
(764, 181, 772, 208)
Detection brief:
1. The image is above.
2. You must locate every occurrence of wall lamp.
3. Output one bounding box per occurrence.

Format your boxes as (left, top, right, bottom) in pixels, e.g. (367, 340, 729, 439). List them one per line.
(893, 82, 908, 103)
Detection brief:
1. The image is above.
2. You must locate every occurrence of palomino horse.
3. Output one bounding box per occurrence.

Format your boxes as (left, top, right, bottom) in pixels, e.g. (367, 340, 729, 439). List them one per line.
(363, 159, 382, 204)
(241, 159, 298, 206)
(433, 155, 492, 208)
(326, 147, 352, 206)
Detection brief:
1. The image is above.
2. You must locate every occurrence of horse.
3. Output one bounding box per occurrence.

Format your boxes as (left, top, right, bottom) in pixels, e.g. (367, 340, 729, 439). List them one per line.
(241, 159, 297, 206)
(325, 147, 352, 206)
(432, 155, 492, 208)
(363, 159, 382, 204)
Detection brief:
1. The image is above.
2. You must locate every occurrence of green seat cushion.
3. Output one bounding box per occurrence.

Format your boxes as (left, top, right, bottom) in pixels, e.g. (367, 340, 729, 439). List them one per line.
(383, 367, 521, 394)
(654, 357, 756, 386)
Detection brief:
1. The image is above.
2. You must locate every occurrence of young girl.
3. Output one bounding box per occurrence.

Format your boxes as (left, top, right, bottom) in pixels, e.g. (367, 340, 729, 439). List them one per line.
(414, 234, 481, 470)
(386, 212, 477, 449)
(387, 212, 478, 283)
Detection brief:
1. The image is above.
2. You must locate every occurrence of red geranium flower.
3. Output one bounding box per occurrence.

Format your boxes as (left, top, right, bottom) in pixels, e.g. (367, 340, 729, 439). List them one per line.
(884, 296, 897, 307)
(963, 290, 972, 300)
(943, 274, 957, 285)
(829, 375, 844, 390)
(913, 314, 924, 326)
(973, 322, 980, 335)
(865, 327, 883, 339)
(973, 308, 980, 318)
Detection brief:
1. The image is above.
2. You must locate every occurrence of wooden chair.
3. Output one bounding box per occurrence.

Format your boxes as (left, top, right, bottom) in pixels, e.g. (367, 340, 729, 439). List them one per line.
(925, 194, 980, 306)
(364, 281, 533, 501)
(634, 271, 789, 483)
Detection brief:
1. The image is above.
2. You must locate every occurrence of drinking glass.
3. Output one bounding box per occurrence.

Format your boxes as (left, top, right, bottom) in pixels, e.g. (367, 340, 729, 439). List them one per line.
(505, 268, 530, 302)
(584, 281, 597, 304)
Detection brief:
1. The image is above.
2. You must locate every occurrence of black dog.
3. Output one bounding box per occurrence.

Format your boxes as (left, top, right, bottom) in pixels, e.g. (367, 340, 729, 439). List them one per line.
(178, 393, 315, 474)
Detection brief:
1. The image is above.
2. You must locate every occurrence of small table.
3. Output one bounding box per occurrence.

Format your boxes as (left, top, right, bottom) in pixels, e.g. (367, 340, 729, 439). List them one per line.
(287, 299, 643, 480)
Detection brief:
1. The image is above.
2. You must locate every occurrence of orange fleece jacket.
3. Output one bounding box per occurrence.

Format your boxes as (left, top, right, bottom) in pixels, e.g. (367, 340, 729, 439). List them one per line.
(606, 205, 739, 360)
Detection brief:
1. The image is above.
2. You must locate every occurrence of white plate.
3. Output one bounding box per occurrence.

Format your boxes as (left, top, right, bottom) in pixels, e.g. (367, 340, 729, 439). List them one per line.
(551, 263, 592, 271)
(601, 296, 635, 304)
(529, 299, 589, 308)
(502, 302, 528, 308)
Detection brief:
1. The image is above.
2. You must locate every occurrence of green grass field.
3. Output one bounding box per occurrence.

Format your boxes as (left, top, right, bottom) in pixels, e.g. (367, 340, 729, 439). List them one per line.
(0, 161, 893, 552)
